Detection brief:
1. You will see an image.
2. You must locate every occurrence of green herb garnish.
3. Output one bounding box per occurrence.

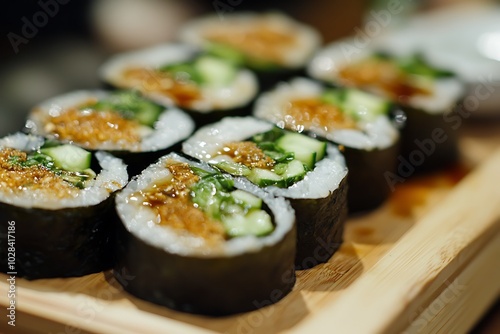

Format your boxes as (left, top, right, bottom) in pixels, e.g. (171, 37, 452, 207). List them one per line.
(189, 167, 273, 237)
(8, 145, 96, 189)
(83, 91, 163, 127)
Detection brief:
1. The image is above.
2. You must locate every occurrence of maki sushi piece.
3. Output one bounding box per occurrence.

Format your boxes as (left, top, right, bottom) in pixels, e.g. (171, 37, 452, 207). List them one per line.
(0, 133, 128, 279)
(179, 12, 321, 89)
(99, 44, 258, 127)
(183, 117, 348, 269)
(114, 153, 296, 315)
(309, 46, 465, 172)
(25, 90, 194, 176)
(253, 78, 401, 212)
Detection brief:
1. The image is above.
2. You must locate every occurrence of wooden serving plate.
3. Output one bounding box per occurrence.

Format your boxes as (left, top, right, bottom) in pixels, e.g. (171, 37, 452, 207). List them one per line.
(1, 124, 499, 334)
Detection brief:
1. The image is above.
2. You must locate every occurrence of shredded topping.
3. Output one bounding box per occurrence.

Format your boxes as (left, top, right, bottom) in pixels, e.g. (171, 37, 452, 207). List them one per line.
(285, 98, 357, 132)
(218, 142, 274, 169)
(139, 162, 226, 243)
(120, 68, 201, 108)
(204, 22, 296, 65)
(338, 58, 431, 101)
(0, 148, 78, 198)
(43, 106, 142, 149)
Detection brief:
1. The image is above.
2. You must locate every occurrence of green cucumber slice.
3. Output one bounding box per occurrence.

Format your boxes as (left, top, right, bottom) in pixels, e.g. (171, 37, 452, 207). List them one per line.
(195, 56, 237, 86)
(215, 161, 251, 176)
(222, 210, 273, 237)
(398, 54, 454, 78)
(247, 168, 284, 187)
(40, 145, 91, 172)
(159, 63, 203, 84)
(320, 89, 344, 107)
(342, 89, 391, 121)
(282, 159, 306, 186)
(89, 91, 163, 127)
(207, 43, 246, 66)
(230, 190, 262, 209)
(276, 133, 326, 169)
(133, 104, 162, 126)
(206, 42, 279, 70)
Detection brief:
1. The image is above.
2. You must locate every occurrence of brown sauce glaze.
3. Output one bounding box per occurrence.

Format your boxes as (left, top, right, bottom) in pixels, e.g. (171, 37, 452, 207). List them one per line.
(139, 162, 226, 243)
(338, 58, 431, 103)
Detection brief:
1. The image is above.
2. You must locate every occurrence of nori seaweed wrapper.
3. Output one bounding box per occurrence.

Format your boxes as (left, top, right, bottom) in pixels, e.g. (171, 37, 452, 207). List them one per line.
(105, 144, 182, 179)
(255, 67, 306, 92)
(293, 177, 348, 269)
(398, 106, 459, 174)
(114, 153, 297, 315)
(114, 216, 296, 315)
(182, 103, 253, 129)
(0, 196, 118, 280)
(343, 141, 400, 212)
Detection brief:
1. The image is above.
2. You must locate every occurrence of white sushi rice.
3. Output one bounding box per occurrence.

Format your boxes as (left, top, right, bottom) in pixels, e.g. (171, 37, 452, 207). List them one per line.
(308, 38, 465, 113)
(180, 12, 322, 69)
(264, 144, 347, 199)
(253, 78, 399, 150)
(115, 153, 295, 257)
(99, 44, 258, 112)
(183, 117, 274, 161)
(182, 117, 348, 199)
(26, 90, 194, 152)
(0, 133, 128, 210)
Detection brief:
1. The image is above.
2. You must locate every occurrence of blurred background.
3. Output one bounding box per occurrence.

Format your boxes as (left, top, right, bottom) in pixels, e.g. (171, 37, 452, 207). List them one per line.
(0, 0, 499, 136)
(0, 0, 499, 332)
(0, 0, 362, 136)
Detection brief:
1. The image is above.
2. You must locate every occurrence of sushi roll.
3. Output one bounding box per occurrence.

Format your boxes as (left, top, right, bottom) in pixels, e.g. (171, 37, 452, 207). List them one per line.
(0, 133, 128, 279)
(114, 153, 296, 315)
(183, 117, 348, 269)
(179, 12, 322, 89)
(309, 45, 465, 172)
(253, 78, 401, 212)
(99, 44, 258, 127)
(25, 89, 194, 176)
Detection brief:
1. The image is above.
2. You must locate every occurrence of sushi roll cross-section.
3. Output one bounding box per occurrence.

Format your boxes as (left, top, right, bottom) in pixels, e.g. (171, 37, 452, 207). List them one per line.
(254, 78, 401, 212)
(180, 12, 322, 89)
(309, 46, 465, 173)
(100, 44, 258, 126)
(183, 117, 348, 269)
(26, 90, 194, 176)
(114, 153, 296, 315)
(0, 133, 128, 279)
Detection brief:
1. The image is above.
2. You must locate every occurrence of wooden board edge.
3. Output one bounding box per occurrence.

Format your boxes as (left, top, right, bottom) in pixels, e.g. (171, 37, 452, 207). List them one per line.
(288, 148, 500, 334)
(404, 231, 500, 334)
